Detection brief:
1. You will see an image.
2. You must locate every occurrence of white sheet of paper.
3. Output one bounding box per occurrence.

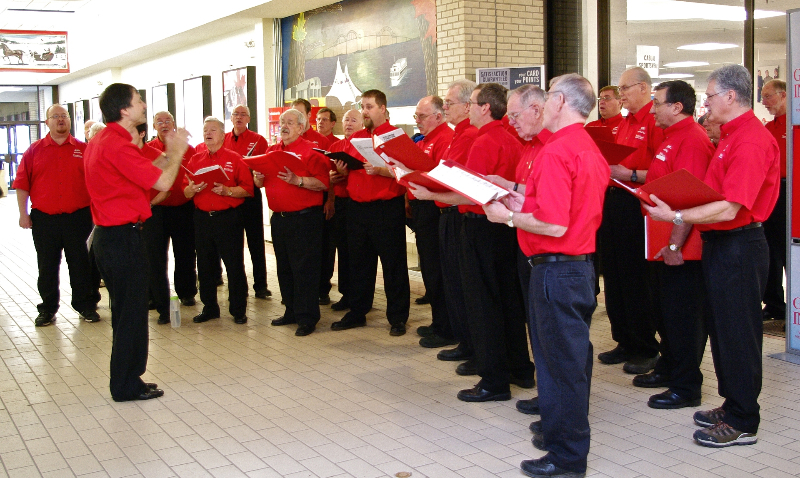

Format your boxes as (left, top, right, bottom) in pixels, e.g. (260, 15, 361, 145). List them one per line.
(350, 138, 387, 168)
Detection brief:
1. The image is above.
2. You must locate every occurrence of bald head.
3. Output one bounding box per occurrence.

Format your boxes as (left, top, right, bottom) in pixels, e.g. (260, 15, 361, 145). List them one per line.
(342, 109, 364, 138)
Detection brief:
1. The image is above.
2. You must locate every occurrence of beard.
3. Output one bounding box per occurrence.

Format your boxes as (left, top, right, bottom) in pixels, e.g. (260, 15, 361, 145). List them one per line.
(363, 116, 374, 130)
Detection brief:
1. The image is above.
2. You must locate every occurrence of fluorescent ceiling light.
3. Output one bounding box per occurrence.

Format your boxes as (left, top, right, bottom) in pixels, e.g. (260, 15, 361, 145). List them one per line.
(656, 73, 695, 79)
(678, 43, 738, 51)
(663, 61, 709, 68)
(628, 1, 784, 22)
(0, 87, 25, 93)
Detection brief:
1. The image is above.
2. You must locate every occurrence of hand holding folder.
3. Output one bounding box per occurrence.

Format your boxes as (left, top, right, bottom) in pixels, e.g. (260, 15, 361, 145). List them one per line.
(374, 134, 438, 172)
(190, 164, 229, 185)
(312, 148, 364, 170)
(612, 168, 724, 209)
(645, 216, 702, 261)
(406, 160, 509, 205)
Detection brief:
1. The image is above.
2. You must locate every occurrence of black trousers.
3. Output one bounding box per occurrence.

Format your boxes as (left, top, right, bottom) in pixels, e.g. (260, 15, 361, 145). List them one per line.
(93, 223, 150, 401)
(702, 226, 768, 433)
(271, 208, 323, 327)
(439, 209, 473, 351)
(344, 196, 410, 324)
(599, 189, 659, 357)
(240, 190, 268, 292)
(652, 260, 707, 399)
(410, 199, 451, 339)
(762, 179, 786, 315)
(329, 196, 351, 301)
(143, 202, 197, 318)
(30, 207, 98, 315)
(194, 208, 248, 317)
(319, 192, 336, 298)
(460, 214, 533, 393)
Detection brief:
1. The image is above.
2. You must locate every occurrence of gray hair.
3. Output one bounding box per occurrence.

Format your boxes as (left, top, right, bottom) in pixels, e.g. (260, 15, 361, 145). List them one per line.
(280, 108, 307, 128)
(509, 85, 546, 107)
(549, 73, 596, 118)
(234, 104, 251, 116)
(448, 79, 477, 104)
(764, 79, 786, 94)
(708, 64, 752, 107)
(203, 116, 225, 130)
(153, 111, 174, 122)
(624, 66, 652, 85)
(88, 122, 106, 137)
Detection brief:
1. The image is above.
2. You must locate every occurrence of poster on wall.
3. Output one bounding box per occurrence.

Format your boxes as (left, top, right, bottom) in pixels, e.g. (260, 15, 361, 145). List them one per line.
(281, 0, 437, 119)
(636, 45, 659, 79)
(756, 66, 780, 103)
(0, 30, 69, 72)
(222, 66, 257, 132)
(476, 66, 546, 90)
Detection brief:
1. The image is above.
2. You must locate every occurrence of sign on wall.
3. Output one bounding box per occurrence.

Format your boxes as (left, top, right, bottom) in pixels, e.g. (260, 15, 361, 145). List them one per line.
(636, 45, 659, 79)
(0, 30, 69, 72)
(476, 66, 546, 90)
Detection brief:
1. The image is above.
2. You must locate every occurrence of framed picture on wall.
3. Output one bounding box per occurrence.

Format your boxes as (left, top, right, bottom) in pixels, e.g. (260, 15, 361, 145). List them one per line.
(222, 66, 258, 132)
(183, 75, 212, 147)
(0, 29, 69, 72)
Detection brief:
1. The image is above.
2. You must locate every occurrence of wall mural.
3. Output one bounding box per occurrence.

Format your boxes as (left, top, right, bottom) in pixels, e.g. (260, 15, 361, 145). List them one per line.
(281, 0, 436, 111)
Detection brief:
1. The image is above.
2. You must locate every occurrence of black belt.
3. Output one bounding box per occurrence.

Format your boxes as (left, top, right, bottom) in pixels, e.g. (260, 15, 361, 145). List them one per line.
(463, 212, 487, 219)
(100, 221, 143, 231)
(440, 206, 458, 214)
(277, 206, 321, 217)
(528, 253, 592, 267)
(701, 222, 762, 238)
(200, 208, 234, 217)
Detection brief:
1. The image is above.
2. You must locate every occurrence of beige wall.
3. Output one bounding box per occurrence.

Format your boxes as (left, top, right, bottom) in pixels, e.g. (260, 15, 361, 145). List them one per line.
(436, 0, 545, 94)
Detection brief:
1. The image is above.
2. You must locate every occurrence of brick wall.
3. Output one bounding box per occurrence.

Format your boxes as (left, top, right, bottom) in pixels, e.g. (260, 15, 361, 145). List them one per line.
(436, 0, 545, 95)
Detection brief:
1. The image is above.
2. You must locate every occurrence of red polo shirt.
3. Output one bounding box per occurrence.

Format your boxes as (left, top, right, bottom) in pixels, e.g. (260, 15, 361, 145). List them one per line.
(342, 122, 406, 202)
(764, 114, 787, 178)
(514, 129, 553, 184)
(409, 121, 454, 200)
(14, 134, 89, 215)
(328, 138, 351, 198)
(501, 115, 525, 144)
(435, 119, 479, 207)
(263, 137, 330, 212)
(85, 123, 162, 226)
(697, 110, 780, 232)
(459, 120, 522, 215)
(614, 101, 663, 182)
(146, 137, 196, 206)
(646, 117, 714, 184)
(325, 133, 337, 145)
(519, 123, 610, 256)
(224, 129, 268, 157)
(184, 147, 254, 212)
(586, 113, 624, 136)
(302, 128, 332, 150)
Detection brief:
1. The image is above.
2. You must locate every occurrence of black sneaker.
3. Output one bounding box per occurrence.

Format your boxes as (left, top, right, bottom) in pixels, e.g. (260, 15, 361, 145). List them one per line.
(597, 345, 632, 364)
(81, 310, 101, 323)
(35, 312, 55, 327)
(390, 324, 406, 336)
(623, 354, 659, 375)
(234, 315, 248, 324)
(255, 288, 272, 299)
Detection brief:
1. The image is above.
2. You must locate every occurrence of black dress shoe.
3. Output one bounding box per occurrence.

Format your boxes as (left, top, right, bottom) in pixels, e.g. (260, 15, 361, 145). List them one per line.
(529, 420, 542, 434)
(520, 456, 585, 478)
(331, 316, 367, 331)
(531, 433, 546, 451)
(192, 312, 219, 323)
(390, 324, 406, 336)
(647, 390, 701, 410)
(255, 288, 272, 299)
(180, 297, 196, 306)
(416, 325, 435, 337)
(632, 372, 671, 388)
(419, 334, 459, 348)
(437, 347, 473, 362)
(762, 306, 784, 320)
(516, 397, 540, 415)
(331, 299, 349, 311)
(157, 315, 170, 325)
(295, 324, 315, 336)
(510, 375, 536, 389)
(597, 345, 631, 364)
(456, 360, 477, 376)
(415, 295, 430, 305)
(457, 385, 511, 402)
(319, 294, 331, 305)
(271, 316, 297, 326)
(113, 388, 164, 402)
(145, 383, 158, 390)
(234, 315, 247, 324)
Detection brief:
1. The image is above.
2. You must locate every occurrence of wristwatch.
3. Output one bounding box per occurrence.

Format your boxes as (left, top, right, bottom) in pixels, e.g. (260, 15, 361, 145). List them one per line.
(669, 243, 681, 252)
(507, 211, 514, 228)
(227, 188, 233, 197)
(630, 170, 638, 183)
(673, 210, 683, 225)
(298, 177, 304, 188)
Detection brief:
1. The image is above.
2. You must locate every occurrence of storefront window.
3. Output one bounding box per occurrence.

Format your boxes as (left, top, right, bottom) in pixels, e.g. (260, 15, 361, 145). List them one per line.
(754, 0, 791, 123)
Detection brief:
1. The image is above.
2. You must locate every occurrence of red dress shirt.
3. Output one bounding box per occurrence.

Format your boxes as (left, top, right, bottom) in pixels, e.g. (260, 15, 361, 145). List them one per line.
(646, 117, 714, 184)
(223, 129, 268, 157)
(514, 129, 553, 184)
(328, 138, 350, 198)
(614, 102, 664, 184)
(13, 134, 89, 215)
(263, 137, 330, 212)
(342, 122, 407, 202)
(435, 119, 479, 207)
(501, 115, 525, 144)
(409, 121, 453, 200)
(184, 147, 254, 212)
(586, 113, 624, 136)
(764, 114, 787, 178)
(302, 128, 332, 150)
(146, 137, 196, 206)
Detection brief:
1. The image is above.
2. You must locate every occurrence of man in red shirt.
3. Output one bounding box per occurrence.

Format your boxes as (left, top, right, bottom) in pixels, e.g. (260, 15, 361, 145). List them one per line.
(14, 104, 100, 326)
(224, 105, 271, 300)
(259, 109, 330, 336)
(332, 90, 410, 336)
(292, 98, 332, 150)
(760, 79, 787, 320)
(485, 74, 609, 477)
(598, 66, 664, 375)
(636, 81, 714, 410)
(85, 83, 189, 402)
(647, 65, 779, 447)
(144, 111, 198, 324)
(325, 109, 363, 312)
(184, 117, 254, 325)
(316, 107, 338, 145)
(585, 85, 623, 134)
(315, 106, 340, 305)
(410, 96, 455, 349)
(412, 83, 534, 402)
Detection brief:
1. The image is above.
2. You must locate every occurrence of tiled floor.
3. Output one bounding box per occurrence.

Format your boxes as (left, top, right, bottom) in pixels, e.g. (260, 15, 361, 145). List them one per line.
(1, 191, 799, 478)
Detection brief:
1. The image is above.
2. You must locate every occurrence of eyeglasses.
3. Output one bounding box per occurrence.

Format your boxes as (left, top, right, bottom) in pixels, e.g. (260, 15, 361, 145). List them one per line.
(619, 82, 643, 92)
(231, 112, 249, 117)
(443, 100, 470, 108)
(704, 90, 729, 103)
(155, 120, 173, 126)
(48, 114, 68, 120)
(507, 103, 536, 121)
(598, 95, 617, 102)
(761, 92, 780, 102)
(413, 113, 435, 121)
(652, 100, 672, 109)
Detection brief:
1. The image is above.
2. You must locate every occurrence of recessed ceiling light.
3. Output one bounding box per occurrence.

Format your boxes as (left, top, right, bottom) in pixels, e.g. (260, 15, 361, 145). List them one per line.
(656, 73, 695, 79)
(0, 87, 25, 93)
(678, 43, 739, 51)
(663, 61, 710, 68)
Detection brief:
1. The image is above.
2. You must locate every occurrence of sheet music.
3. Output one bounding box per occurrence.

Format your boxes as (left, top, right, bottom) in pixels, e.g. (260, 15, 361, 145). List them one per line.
(350, 138, 387, 167)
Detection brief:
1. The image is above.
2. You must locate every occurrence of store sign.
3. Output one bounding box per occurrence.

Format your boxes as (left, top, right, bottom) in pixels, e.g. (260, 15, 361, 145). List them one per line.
(792, 10, 800, 125)
(636, 45, 659, 78)
(476, 66, 546, 90)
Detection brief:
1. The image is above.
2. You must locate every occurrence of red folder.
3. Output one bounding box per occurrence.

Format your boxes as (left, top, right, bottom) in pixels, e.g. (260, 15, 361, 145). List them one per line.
(585, 126, 615, 143)
(613, 168, 725, 209)
(398, 170, 451, 193)
(192, 164, 229, 184)
(595, 140, 637, 165)
(645, 215, 702, 261)
(242, 151, 310, 177)
(375, 134, 438, 172)
(419, 160, 510, 205)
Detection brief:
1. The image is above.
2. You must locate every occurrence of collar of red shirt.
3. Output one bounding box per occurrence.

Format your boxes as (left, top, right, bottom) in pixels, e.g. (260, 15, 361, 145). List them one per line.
(627, 101, 654, 124)
(663, 115, 696, 139)
(771, 114, 786, 128)
(719, 110, 757, 140)
(423, 121, 451, 143)
(364, 121, 396, 137)
(547, 123, 585, 143)
(477, 120, 503, 137)
(535, 129, 554, 145)
(107, 122, 133, 141)
(42, 133, 80, 148)
(230, 128, 250, 141)
(602, 113, 623, 124)
(147, 137, 166, 150)
(453, 118, 472, 134)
